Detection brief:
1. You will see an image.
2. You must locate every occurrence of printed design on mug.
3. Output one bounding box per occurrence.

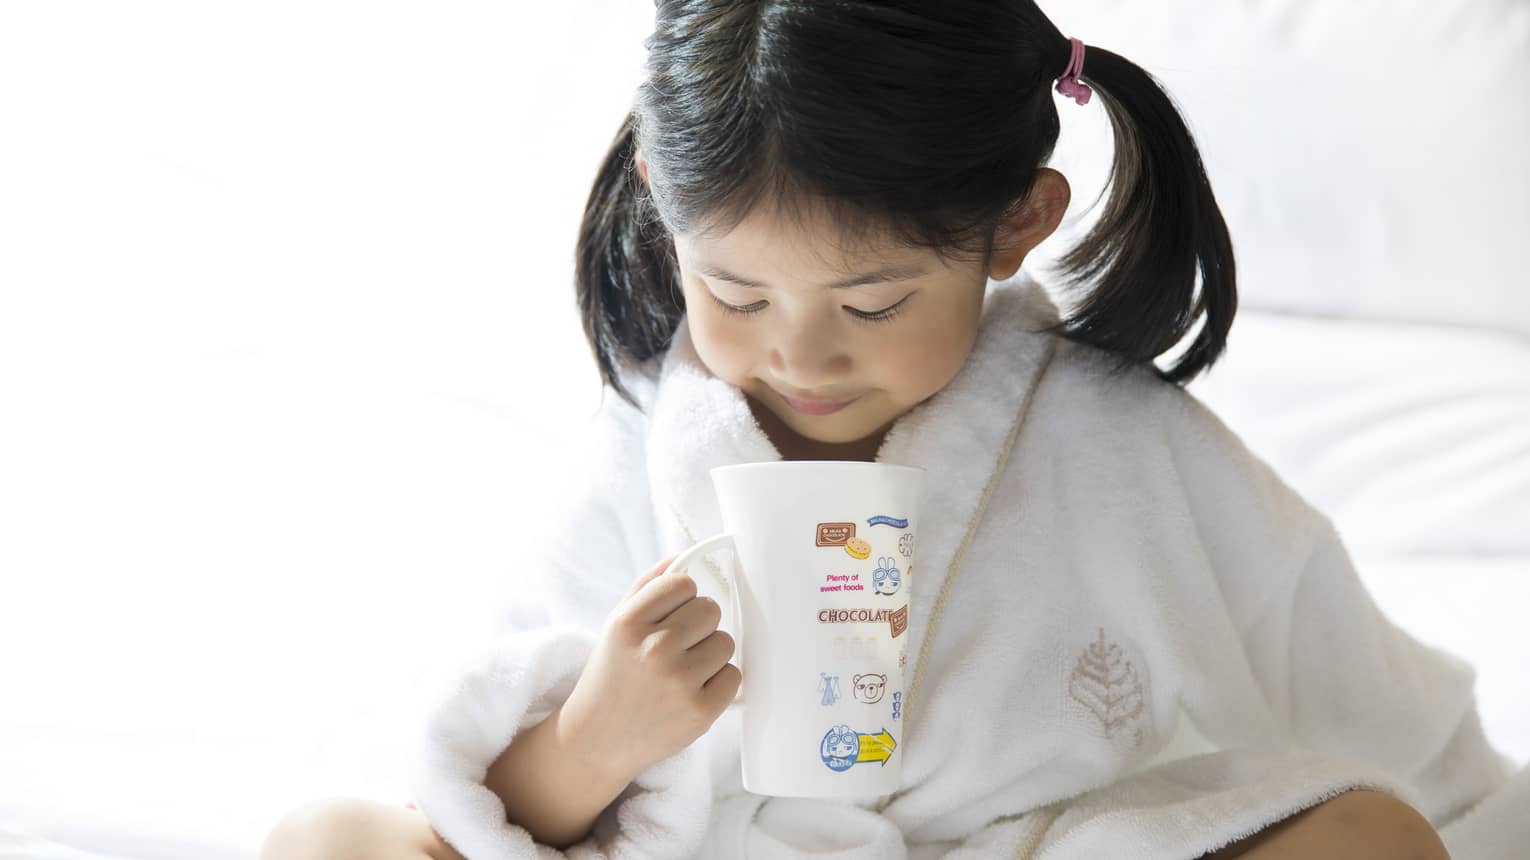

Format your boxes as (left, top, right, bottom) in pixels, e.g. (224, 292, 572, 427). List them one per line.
(1067, 626, 1148, 748)
(818, 672, 842, 706)
(867, 515, 909, 529)
(833, 635, 878, 661)
(852, 673, 887, 704)
(819, 724, 898, 771)
(816, 522, 856, 547)
(819, 607, 894, 625)
(832, 633, 881, 658)
(898, 532, 914, 558)
(820, 607, 905, 638)
(845, 537, 872, 559)
(872, 556, 902, 596)
(820, 570, 863, 593)
(891, 691, 902, 720)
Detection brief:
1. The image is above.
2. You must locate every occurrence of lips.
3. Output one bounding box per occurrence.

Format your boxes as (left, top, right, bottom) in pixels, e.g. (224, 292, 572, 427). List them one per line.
(780, 390, 860, 416)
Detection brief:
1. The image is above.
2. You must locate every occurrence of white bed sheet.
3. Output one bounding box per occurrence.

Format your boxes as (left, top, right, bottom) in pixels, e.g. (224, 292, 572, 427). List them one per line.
(0, 824, 138, 860)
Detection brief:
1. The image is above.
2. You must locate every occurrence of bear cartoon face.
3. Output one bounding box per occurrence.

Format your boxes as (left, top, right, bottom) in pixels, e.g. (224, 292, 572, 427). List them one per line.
(852, 672, 887, 703)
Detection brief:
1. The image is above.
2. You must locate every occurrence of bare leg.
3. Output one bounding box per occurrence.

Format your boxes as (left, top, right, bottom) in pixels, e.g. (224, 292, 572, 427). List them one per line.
(260, 797, 467, 860)
(1196, 789, 1449, 860)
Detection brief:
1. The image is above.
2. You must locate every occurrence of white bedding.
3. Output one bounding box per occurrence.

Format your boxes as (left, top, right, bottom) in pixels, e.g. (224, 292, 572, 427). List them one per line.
(0, 828, 124, 860)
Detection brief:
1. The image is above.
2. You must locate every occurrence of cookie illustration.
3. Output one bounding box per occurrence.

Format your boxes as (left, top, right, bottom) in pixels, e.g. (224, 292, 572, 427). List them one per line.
(845, 537, 871, 559)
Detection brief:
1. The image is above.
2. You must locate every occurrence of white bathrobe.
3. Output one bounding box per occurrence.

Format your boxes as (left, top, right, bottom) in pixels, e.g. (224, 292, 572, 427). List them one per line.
(408, 271, 1529, 859)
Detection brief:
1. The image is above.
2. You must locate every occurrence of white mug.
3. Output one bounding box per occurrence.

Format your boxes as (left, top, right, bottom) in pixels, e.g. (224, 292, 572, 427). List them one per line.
(666, 460, 924, 798)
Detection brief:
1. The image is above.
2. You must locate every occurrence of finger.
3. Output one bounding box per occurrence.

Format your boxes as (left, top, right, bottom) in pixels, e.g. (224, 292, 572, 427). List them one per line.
(623, 553, 677, 601)
(659, 594, 724, 651)
(701, 660, 742, 708)
(684, 627, 736, 678)
(627, 567, 699, 627)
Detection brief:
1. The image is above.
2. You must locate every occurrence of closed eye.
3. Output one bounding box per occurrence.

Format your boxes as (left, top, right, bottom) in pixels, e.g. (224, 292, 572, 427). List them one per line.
(707, 292, 911, 325)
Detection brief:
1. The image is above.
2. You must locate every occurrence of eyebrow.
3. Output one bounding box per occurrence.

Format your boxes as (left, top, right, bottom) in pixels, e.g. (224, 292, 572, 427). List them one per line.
(698, 263, 929, 289)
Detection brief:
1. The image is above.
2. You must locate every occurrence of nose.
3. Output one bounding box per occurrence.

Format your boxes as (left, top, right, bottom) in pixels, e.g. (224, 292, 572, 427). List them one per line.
(769, 311, 851, 385)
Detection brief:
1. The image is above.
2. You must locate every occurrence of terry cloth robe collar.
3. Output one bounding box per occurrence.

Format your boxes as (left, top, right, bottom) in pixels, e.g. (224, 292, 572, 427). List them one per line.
(643, 269, 1063, 717)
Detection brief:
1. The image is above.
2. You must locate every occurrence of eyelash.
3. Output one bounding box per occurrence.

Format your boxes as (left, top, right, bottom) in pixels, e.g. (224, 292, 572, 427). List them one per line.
(707, 293, 907, 325)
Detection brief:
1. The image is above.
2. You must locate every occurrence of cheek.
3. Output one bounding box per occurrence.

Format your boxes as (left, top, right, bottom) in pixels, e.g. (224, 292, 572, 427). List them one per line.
(871, 319, 976, 396)
(687, 315, 758, 383)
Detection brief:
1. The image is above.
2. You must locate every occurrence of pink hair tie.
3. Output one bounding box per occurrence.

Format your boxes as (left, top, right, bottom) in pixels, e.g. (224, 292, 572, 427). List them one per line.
(1055, 36, 1092, 106)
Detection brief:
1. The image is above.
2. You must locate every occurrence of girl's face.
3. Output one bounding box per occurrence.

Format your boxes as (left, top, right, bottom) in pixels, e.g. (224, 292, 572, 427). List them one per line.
(639, 157, 1068, 459)
(669, 204, 989, 456)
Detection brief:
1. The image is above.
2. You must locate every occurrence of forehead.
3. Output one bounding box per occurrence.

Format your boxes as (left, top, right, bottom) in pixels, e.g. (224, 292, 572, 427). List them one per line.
(678, 202, 928, 274)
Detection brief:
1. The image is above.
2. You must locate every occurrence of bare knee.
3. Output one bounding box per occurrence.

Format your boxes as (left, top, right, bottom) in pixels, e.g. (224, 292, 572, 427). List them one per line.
(1198, 789, 1447, 860)
(1318, 789, 1448, 860)
(260, 797, 434, 860)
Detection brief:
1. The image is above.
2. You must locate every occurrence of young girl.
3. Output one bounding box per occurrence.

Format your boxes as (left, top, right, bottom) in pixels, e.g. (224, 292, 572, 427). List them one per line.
(262, 2, 1528, 859)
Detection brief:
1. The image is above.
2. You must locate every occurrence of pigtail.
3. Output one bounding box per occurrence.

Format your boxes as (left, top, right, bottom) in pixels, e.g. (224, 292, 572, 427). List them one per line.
(574, 110, 685, 412)
(1048, 43, 1237, 386)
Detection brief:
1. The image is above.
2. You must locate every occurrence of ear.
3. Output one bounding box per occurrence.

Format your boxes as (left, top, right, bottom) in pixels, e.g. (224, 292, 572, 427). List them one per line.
(635, 148, 650, 185)
(988, 167, 1071, 281)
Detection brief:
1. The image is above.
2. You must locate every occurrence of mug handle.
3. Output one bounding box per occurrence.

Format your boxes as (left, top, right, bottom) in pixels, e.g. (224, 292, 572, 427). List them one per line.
(666, 532, 745, 708)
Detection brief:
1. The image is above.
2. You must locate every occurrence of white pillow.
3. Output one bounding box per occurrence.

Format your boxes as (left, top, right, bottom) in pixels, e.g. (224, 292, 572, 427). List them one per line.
(1028, 0, 1530, 336)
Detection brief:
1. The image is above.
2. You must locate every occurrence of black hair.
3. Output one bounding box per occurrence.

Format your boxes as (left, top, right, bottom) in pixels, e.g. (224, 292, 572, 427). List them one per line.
(576, 0, 1236, 412)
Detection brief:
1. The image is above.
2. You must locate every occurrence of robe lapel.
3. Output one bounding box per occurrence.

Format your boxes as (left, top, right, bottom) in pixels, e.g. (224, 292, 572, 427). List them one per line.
(645, 271, 1062, 639)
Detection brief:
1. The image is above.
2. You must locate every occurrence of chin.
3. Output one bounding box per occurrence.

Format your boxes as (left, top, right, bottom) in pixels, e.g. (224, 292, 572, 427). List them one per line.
(790, 425, 862, 446)
(781, 411, 883, 445)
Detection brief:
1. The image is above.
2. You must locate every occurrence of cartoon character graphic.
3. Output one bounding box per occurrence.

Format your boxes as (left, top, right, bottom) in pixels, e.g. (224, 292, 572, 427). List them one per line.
(898, 532, 914, 558)
(853, 673, 887, 704)
(820, 725, 859, 772)
(819, 724, 898, 771)
(872, 556, 902, 596)
(818, 672, 842, 706)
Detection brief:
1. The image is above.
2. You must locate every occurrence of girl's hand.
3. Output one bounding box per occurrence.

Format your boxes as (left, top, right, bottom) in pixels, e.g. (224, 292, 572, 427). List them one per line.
(556, 553, 741, 782)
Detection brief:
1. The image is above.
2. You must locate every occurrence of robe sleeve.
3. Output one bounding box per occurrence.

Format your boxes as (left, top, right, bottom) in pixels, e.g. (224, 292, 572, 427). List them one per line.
(1241, 510, 1527, 855)
(1164, 386, 1529, 858)
(406, 383, 716, 860)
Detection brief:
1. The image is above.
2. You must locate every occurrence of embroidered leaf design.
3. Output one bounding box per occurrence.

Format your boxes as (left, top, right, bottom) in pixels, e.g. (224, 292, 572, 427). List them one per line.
(1068, 626, 1146, 742)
